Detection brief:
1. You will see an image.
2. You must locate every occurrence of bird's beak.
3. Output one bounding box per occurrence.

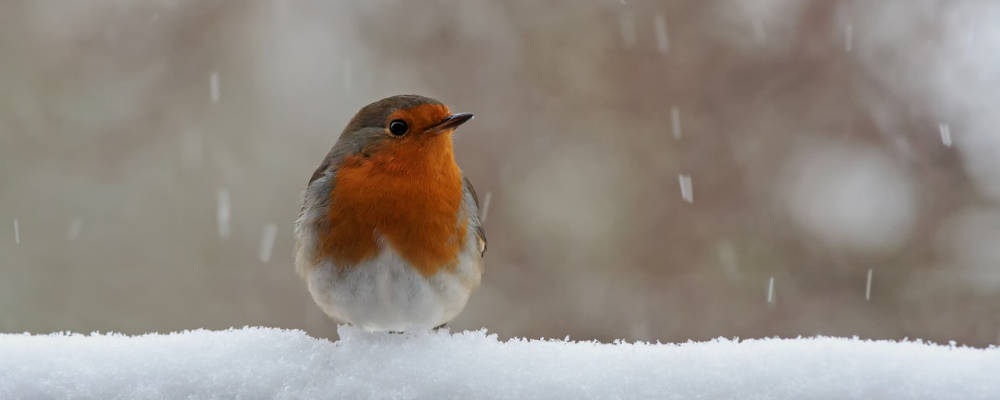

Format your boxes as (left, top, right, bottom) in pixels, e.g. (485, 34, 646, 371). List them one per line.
(429, 113, 474, 134)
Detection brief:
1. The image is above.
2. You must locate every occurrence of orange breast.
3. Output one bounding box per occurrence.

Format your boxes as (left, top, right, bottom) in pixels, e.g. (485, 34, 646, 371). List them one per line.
(316, 133, 467, 276)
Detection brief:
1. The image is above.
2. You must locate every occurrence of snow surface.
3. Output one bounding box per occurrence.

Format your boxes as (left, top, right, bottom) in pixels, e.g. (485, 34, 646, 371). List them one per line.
(1, 326, 999, 400)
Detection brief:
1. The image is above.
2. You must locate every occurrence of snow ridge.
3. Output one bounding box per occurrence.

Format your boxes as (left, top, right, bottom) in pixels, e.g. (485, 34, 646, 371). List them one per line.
(1, 326, 998, 399)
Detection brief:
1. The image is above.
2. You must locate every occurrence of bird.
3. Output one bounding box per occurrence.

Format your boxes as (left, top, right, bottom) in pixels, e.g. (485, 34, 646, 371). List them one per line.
(294, 94, 486, 332)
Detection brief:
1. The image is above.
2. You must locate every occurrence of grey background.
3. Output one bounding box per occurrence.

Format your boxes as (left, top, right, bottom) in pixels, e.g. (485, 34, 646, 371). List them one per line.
(2, 0, 1000, 346)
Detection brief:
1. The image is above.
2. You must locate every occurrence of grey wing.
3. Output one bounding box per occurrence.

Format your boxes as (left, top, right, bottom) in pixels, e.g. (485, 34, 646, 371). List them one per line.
(462, 177, 487, 258)
(308, 157, 333, 186)
(297, 136, 358, 224)
(296, 156, 335, 228)
(294, 143, 348, 278)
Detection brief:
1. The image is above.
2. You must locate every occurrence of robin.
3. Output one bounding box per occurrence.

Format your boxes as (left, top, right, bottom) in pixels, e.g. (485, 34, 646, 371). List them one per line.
(294, 94, 486, 332)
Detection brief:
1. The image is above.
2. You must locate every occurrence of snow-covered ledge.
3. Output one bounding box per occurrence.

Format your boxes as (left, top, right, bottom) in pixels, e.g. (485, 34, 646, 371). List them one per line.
(1, 326, 998, 399)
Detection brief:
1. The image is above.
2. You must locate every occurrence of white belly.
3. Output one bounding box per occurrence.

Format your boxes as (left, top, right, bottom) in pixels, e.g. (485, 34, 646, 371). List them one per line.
(302, 242, 482, 332)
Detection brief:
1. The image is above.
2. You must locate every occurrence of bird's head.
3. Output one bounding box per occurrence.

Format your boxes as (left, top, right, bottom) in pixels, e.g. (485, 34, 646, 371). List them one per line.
(336, 95, 473, 168)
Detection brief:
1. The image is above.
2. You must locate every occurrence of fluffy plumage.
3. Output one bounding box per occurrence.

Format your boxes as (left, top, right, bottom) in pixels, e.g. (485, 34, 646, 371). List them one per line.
(294, 95, 485, 331)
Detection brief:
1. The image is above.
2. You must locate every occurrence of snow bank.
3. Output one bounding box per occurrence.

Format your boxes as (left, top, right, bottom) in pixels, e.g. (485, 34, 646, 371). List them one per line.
(1, 326, 998, 399)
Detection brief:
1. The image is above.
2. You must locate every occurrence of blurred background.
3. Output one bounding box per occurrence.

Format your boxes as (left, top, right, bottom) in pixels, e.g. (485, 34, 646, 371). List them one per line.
(2, 0, 1000, 346)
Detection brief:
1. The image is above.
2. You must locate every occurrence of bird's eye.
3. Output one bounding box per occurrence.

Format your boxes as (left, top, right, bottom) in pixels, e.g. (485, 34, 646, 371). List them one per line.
(388, 119, 408, 136)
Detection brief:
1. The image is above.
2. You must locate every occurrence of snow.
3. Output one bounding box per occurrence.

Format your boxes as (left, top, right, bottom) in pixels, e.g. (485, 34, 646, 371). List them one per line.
(67, 217, 83, 241)
(866, 268, 873, 301)
(216, 187, 231, 239)
(258, 223, 278, 263)
(670, 105, 681, 139)
(619, 10, 636, 48)
(209, 71, 220, 104)
(2, 326, 999, 399)
(767, 276, 775, 303)
(480, 191, 492, 223)
(678, 174, 693, 203)
(939, 123, 953, 147)
(653, 15, 669, 54)
(780, 144, 915, 254)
